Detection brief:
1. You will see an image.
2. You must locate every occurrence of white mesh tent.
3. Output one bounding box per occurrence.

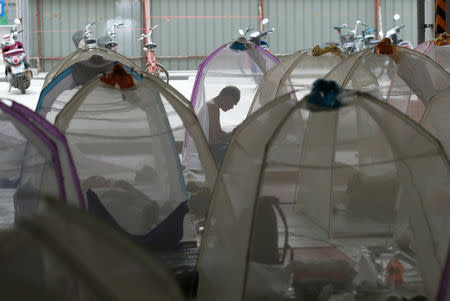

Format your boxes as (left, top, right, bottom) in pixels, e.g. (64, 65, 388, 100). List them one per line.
(197, 88, 450, 301)
(0, 99, 84, 227)
(13, 101, 86, 209)
(182, 38, 279, 167)
(36, 56, 141, 124)
(415, 36, 450, 73)
(43, 47, 142, 89)
(0, 199, 184, 301)
(53, 68, 217, 250)
(324, 45, 450, 123)
(248, 46, 345, 115)
(421, 85, 450, 159)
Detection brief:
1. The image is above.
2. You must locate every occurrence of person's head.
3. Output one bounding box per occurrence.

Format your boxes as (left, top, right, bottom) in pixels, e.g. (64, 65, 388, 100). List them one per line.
(215, 86, 240, 111)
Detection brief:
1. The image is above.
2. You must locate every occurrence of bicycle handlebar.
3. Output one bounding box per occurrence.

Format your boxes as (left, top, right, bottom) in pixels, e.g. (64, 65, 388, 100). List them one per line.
(139, 25, 159, 40)
(85, 21, 96, 31)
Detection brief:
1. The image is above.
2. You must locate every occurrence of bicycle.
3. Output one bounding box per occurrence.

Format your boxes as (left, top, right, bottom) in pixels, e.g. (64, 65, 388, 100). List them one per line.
(97, 23, 124, 50)
(72, 21, 97, 49)
(139, 25, 169, 83)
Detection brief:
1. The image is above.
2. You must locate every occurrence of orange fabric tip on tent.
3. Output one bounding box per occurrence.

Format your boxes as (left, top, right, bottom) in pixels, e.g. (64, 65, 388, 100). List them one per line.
(375, 38, 397, 55)
(385, 258, 404, 286)
(434, 32, 450, 46)
(100, 64, 135, 89)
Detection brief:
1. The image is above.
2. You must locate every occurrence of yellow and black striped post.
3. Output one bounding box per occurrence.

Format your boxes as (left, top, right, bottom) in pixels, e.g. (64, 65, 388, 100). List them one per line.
(436, 0, 446, 36)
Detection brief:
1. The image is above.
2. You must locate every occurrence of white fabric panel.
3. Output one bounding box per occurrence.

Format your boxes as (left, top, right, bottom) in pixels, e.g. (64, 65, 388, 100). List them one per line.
(250, 49, 344, 115)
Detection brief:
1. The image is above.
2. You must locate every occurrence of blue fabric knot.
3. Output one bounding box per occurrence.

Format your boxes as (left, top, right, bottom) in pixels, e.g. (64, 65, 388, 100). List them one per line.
(230, 41, 246, 51)
(307, 79, 342, 108)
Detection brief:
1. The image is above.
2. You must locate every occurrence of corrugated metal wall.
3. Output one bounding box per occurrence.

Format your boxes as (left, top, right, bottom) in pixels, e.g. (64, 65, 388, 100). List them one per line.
(29, 0, 144, 71)
(150, 0, 259, 70)
(264, 0, 377, 54)
(27, 0, 418, 72)
(153, 0, 417, 69)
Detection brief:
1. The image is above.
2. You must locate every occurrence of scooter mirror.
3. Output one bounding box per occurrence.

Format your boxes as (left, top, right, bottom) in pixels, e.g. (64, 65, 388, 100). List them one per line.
(261, 18, 269, 25)
(394, 14, 400, 21)
(150, 24, 159, 31)
(239, 29, 245, 35)
(379, 31, 384, 38)
(356, 20, 361, 24)
(14, 19, 21, 25)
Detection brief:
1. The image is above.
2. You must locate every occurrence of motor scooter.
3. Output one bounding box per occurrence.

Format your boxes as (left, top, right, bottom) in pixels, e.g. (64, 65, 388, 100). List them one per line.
(359, 14, 413, 50)
(331, 20, 366, 54)
(238, 18, 275, 52)
(384, 14, 413, 49)
(1, 19, 32, 94)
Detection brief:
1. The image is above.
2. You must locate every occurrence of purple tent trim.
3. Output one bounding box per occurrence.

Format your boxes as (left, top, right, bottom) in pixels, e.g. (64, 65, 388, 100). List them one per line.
(0, 101, 66, 202)
(10, 101, 86, 210)
(436, 242, 450, 301)
(190, 44, 228, 109)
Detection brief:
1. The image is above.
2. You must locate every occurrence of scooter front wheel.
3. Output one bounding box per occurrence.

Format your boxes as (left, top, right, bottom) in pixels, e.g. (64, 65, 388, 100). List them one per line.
(18, 77, 26, 94)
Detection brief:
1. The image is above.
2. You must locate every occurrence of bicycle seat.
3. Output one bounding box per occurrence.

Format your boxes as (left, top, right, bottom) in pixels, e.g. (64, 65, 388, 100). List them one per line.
(105, 41, 118, 49)
(86, 38, 97, 45)
(145, 42, 157, 49)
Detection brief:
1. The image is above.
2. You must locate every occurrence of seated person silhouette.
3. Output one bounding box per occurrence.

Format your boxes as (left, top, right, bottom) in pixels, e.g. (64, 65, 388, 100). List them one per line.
(200, 86, 240, 165)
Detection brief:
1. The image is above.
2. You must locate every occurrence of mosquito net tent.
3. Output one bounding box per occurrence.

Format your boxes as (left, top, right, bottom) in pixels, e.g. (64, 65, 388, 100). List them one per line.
(197, 85, 450, 301)
(324, 40, 450, 123)
(421, 85, 450, 159)
(53, 66, 217, 252)
(0, 99, 84, 228)
(415, 33, 450, 73)
(43, 47, 141, 89)
(36, 56, 141, 123)
(182, 38, 279, 167)
(12, 100, 86, 209)
(248, 45, 345, 115)
(0, 199, 184, 301)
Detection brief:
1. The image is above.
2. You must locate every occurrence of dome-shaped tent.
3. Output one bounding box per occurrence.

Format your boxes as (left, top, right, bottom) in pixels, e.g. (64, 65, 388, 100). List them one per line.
(324, 45, 450, 122)
(36, 56, 141, 123)
(53, 68, 217, 249)
(421, 85, 450, 159)
(197, 88, 450, 301)
(0, 99, 84, 226)
(182, 39, 279, 167)
(0, 199, 184, 301)
(248, 45, 345, 115)
(415, 34, 450, 73)
(43, 47, 142, 89)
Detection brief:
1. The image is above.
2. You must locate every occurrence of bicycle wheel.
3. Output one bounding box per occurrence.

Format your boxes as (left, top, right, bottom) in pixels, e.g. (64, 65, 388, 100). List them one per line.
(157, 63, 169, 84)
